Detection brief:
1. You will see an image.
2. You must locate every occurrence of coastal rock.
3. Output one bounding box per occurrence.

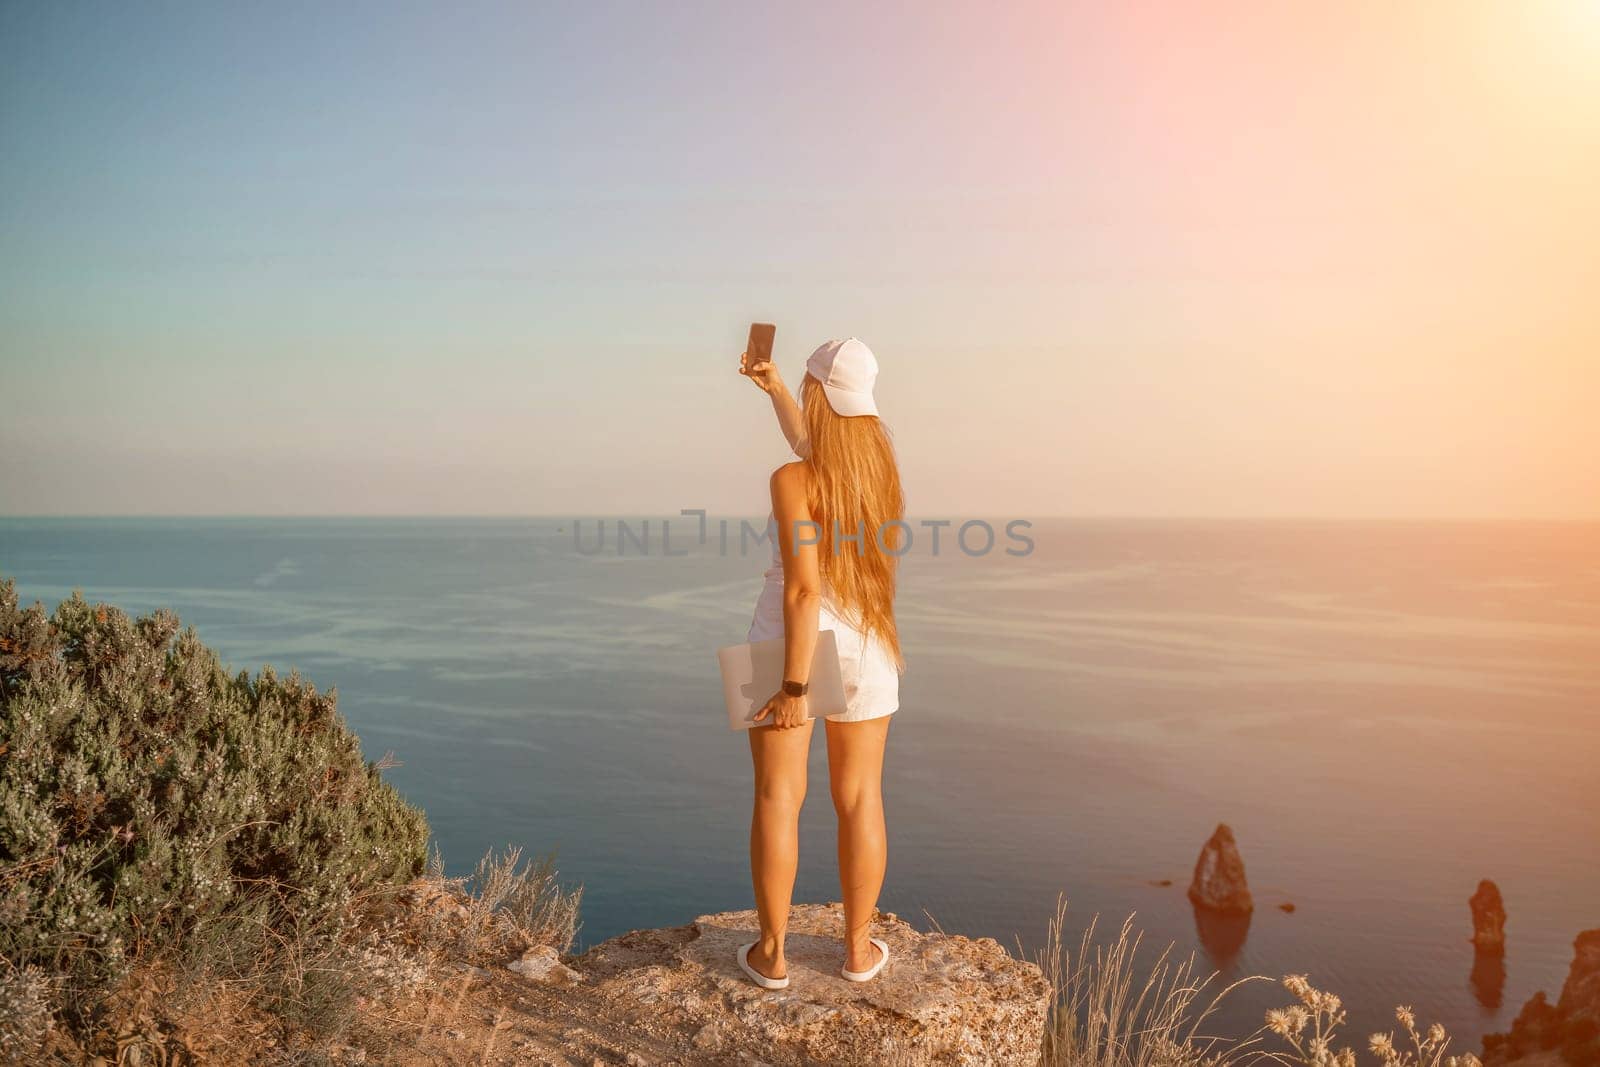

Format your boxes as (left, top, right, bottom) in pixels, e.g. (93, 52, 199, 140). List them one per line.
(507, 944, 584, 985)
(1470, 879, 1508, 952)
(1483, 928, 1600, 1065)
(507, 902, 1051, 1065)
(1556, 928, 1600, 1026)
(1187, 823, 1254, 914)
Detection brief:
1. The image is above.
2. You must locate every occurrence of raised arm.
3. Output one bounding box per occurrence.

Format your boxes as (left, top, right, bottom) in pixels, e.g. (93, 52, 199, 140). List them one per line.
(739, 351, 809, 456)
(750, 462, 821, 729)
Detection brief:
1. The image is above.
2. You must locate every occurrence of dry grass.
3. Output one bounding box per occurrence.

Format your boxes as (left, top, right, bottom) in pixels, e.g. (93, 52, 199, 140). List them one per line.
(1036, 897, 1270, 1067)
(1033, 899, 1483, 1067)
(456, 846, 582, 959)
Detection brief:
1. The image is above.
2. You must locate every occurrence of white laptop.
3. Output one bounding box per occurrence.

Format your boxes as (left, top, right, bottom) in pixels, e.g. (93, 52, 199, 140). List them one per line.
(717, 629, 848, 730)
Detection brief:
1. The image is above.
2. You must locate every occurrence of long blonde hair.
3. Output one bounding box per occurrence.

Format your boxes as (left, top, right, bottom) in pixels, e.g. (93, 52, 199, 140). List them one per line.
(800, 373, 905, 669)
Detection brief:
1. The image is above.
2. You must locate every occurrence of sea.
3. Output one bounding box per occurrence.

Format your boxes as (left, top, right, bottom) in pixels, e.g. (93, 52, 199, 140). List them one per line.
(2, 516, 1596, 1052)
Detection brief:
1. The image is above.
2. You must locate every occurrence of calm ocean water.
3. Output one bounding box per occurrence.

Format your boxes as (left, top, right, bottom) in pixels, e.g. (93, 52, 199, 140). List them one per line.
(3, 517, 1597, 1049)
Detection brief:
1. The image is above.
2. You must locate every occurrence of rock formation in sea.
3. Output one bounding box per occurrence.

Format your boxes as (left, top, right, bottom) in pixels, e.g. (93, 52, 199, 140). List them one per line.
(500, 902, 1052, 1065)
(1470, 879, 1508, 952)
(1482, 928, 1600, 1066)
(1187, 822, 1254, 914)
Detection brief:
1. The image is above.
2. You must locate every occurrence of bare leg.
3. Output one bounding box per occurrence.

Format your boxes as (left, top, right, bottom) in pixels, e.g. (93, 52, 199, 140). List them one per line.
(825, 715, 891, 973)
(747, 717, 815, 980)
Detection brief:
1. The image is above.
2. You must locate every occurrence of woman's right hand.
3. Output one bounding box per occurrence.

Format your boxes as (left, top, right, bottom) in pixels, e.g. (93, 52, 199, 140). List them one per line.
(738, 351, 785, 396)
(751, 689, 809, 729)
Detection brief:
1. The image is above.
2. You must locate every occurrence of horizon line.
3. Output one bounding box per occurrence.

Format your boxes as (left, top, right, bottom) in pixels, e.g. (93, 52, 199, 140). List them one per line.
(3, 513, 1598, 524)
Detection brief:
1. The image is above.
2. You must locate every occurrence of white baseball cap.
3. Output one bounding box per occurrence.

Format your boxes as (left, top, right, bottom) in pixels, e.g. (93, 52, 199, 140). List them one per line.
(805, 337, 880, 417)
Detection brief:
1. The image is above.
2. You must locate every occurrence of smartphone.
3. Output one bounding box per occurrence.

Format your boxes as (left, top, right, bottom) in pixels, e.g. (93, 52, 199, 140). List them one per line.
(747, 322, 776, 366)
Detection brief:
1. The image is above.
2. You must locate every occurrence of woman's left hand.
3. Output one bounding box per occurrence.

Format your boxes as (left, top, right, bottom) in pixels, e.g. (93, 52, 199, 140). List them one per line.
(752, 690, 809, 729)
(739, 351, 786, 395)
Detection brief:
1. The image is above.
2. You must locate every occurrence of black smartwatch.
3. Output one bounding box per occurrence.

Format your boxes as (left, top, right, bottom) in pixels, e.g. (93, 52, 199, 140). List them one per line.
(781, 679, 809, 697)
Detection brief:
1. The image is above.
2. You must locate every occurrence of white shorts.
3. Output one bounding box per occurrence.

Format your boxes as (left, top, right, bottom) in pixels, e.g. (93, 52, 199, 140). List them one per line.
(747, 582, 899, 723)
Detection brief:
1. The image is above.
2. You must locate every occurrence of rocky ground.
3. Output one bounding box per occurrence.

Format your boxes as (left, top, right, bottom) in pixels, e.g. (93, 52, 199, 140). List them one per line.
(397, 902, 1051, 1066)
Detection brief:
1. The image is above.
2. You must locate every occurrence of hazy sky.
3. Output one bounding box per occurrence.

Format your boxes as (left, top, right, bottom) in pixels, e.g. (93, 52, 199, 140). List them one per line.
(3, 1, 1596, 517)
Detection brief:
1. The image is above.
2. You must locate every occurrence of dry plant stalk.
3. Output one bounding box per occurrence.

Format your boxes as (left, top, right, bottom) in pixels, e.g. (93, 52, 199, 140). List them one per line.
(478, 1007, 506, 1065)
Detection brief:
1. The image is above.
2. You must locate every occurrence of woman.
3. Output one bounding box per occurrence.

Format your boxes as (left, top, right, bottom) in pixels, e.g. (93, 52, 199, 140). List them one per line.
(734, 337, 905, 989)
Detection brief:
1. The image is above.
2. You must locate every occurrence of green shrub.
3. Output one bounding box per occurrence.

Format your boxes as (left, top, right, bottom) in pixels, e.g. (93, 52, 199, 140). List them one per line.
(0, 578, 428, 1013)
